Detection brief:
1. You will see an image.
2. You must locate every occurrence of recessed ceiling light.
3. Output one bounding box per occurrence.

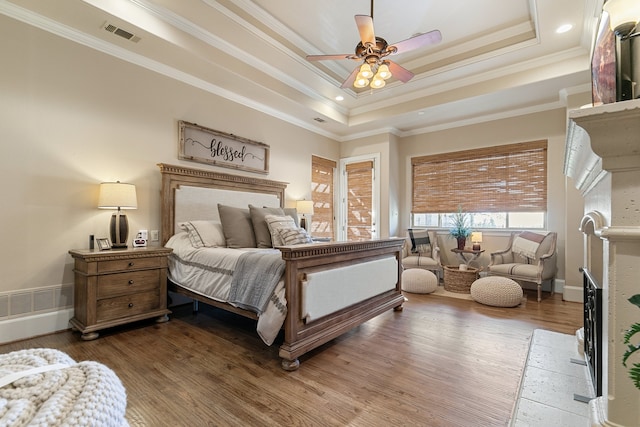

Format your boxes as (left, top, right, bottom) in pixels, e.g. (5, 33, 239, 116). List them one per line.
(418, 111, 425, 116)
(556, 24, 573, 34)
(335, 95, 344, 101)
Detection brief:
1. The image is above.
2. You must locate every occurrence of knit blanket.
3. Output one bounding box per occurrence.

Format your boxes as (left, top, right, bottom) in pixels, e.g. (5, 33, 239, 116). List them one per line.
(0, 348, 128, 427)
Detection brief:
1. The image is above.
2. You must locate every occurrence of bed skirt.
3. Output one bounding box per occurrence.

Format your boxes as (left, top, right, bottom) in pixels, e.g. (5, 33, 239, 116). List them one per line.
(0, 348, 128, 426)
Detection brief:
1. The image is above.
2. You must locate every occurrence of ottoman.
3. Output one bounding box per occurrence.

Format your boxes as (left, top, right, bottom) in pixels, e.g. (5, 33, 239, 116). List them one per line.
(471, 276, 523, 307)
(402, 269, 438, 294)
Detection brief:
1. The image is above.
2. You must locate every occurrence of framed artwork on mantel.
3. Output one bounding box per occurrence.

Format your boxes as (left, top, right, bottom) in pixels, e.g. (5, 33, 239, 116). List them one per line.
(178, 120, 270, 174)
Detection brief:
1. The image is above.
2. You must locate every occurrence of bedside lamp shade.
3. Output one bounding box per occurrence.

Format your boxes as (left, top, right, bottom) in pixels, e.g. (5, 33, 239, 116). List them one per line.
(296, 200, 314, 231)
(98, 182, 137, 248)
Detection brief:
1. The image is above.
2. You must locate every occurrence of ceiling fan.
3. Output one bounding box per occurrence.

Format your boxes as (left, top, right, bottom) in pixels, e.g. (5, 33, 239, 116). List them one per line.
(306, 0, 442, 90)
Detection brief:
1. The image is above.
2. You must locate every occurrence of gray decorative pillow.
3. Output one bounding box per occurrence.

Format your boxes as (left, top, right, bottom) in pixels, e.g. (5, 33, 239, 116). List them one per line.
(278, 227, 313, 245)
(249, 205, 286, 248)
(217, 204, 257, 248)
(179, 220, 226, 248)
(264, 214, 297, 246)
(283, 207, 299, 227)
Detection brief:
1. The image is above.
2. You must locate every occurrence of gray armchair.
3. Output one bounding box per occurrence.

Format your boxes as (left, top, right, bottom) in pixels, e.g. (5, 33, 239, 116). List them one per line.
(487, 231, 558, 302)
(401, 229, 441, 280)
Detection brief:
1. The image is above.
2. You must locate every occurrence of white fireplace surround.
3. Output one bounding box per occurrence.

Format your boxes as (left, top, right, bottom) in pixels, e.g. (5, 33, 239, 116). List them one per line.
(564, 99, 640, 426)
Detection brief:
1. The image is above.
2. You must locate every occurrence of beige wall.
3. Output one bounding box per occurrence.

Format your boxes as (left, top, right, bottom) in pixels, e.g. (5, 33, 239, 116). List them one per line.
(0, 15, 338, 305)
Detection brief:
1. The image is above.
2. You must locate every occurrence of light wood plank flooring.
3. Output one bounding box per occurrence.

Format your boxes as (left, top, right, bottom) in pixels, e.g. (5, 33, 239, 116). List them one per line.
(0, 290, 582, 426)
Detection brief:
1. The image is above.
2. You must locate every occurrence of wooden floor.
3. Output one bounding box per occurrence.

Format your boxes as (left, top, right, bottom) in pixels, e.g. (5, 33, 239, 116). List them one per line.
(0, 290, 582, 426)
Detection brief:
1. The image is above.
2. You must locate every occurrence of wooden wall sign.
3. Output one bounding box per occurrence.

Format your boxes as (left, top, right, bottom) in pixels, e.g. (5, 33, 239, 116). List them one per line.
(178, 120, 269, 174)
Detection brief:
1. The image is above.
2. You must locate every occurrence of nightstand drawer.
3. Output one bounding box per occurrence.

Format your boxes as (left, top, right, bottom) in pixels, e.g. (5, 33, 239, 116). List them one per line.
(96, 290, 161, 322)
(97, 270, 161, 298)
(97, 256, 162, 274)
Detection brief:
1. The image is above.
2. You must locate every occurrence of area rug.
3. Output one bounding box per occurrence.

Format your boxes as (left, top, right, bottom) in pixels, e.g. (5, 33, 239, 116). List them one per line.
(431, 285, 528, 307)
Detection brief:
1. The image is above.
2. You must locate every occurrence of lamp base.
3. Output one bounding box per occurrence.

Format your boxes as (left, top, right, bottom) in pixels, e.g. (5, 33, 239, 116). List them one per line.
(110, 211, 129, 249)
(300, 217, 307, 231)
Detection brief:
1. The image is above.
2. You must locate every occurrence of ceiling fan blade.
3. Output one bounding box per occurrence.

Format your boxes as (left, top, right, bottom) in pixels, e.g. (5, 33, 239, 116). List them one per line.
(341, 66, 360, 89)
(306, 54, 353, 61)
(355, 15, 375, 46)
(387, 61, 414, 83)
(389, 30, 442, 55)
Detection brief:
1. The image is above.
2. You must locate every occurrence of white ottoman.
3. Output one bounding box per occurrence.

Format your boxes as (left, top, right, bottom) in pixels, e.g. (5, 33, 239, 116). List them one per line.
(471, 276, 523, 307)
(402, 269, 438, 294)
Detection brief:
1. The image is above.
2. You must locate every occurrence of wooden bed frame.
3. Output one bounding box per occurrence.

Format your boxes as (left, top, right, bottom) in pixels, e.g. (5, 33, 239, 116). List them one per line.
(158, 163, 404, 370)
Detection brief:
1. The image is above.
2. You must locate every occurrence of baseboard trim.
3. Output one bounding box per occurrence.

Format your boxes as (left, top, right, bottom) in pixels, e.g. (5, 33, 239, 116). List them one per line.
(0, 309, 73, 344)
(563, 285, 583, 303)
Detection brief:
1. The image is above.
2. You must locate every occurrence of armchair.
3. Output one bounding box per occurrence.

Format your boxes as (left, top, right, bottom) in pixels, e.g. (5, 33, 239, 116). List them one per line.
(401, 229, 442, 281)
(487, 231, 557, 302)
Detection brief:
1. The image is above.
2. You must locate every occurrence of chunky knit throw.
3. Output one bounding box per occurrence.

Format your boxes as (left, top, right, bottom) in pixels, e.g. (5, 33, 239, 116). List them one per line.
(0, 348, 128, 426)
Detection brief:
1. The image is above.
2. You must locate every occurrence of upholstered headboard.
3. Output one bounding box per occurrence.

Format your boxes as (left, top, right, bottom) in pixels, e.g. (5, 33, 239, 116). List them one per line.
(157, 163, 287, 245)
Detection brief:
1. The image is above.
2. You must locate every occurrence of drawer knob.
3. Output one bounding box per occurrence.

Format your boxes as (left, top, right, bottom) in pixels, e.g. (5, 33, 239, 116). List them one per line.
(128, 262, 134, 267)
(128, 280, 134, 285)
(128, 303, 133, 308)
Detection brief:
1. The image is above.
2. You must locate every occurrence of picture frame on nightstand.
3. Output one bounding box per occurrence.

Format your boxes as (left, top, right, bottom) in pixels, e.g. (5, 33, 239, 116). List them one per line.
(96, 238, 111, 251)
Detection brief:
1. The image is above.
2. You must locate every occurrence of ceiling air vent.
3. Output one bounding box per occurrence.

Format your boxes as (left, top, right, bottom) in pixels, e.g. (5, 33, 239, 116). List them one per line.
(313, 117, 326, 123)
(103, 22, 140, 43)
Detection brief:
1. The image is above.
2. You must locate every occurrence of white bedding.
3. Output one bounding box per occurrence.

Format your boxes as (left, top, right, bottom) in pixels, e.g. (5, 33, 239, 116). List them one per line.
(166, 232, 287, 345)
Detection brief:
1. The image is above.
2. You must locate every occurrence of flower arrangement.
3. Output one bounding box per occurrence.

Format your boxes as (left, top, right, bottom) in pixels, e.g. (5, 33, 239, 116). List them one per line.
(449, 206, 472, 239)
(623, 294, 640, 389)
(449, 206, 472, 250)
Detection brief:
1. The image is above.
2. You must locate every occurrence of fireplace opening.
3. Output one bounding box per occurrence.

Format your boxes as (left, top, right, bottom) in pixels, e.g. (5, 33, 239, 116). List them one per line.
(581, 267, 603, 397)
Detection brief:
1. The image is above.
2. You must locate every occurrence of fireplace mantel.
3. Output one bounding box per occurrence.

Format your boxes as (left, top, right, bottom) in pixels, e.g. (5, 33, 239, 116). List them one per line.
(565, 99, 640, 427)
(565, 99, 640, 194)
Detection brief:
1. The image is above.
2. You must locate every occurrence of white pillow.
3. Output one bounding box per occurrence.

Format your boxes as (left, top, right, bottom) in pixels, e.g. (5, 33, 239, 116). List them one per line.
(264, 214, 296, 246)
(179, 220, 226, 248)
(278, 227, 313, 245)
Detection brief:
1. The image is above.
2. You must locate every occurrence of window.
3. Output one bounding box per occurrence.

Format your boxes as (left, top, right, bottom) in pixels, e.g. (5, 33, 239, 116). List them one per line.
(411, 140, 547, 229)
(345, 160, 374, 241)
(310, 155, 336, 239)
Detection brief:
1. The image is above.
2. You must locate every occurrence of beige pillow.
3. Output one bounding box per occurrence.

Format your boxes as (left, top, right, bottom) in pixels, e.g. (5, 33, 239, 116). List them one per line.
(217, 204, 257, 248)
(179, 220, 226, 248)
(264, 214, 297, 246)
(249, 205, 285, 248)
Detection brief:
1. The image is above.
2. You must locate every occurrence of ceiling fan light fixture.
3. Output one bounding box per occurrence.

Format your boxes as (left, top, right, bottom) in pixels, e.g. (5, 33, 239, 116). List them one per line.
(377, 63, 392, 80)
(359, 63, 374, 78)
(371, 76, 386, 88)
(354, 77, 369, 88)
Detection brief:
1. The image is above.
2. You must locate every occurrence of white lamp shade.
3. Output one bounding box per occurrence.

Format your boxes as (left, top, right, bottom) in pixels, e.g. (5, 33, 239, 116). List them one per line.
(296, 200, 314, 215)
(603, 0, 640, 35)
(98, 182, 137, 209)
(471, 231, 483, 243)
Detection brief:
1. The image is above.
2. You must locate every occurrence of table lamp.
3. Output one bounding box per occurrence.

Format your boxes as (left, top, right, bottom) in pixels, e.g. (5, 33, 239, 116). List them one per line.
(296, 200, 314, 231)
(98, 181, 137, 249)
(471, 232, 483, 251)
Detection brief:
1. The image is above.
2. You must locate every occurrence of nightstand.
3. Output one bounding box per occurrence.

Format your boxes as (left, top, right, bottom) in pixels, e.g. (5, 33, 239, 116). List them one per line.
(68, 247, 173, 340)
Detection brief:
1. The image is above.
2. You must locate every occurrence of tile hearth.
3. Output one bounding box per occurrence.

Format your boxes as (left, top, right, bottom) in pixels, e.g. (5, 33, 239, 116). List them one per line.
(511, 329, 592, 426)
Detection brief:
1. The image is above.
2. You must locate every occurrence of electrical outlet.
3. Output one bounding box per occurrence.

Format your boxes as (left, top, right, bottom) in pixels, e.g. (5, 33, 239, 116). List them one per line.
(150, 230, 159, 242)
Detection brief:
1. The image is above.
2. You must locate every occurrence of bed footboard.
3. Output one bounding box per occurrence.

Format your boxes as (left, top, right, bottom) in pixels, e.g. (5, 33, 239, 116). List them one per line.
(277, 238, 404, 370)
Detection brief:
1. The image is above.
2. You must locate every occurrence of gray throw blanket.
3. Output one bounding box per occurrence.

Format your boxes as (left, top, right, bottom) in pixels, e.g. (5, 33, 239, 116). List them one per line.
(228, 250, 285, 314)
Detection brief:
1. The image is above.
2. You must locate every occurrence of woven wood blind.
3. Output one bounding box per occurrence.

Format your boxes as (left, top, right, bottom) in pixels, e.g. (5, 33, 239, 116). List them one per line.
(346, 160, 373, 241)
(311, 155, 336, 238)
(412, 140, 547, 214)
